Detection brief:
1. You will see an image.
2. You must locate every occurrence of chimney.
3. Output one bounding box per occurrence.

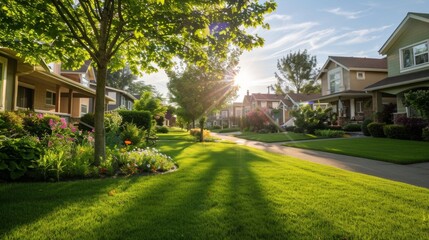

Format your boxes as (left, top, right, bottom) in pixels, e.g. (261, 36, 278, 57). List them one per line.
(247, 90, 250, 96)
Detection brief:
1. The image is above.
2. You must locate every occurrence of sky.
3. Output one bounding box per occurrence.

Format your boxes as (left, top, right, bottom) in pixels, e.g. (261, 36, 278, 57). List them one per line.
(141, 0, 429, 102)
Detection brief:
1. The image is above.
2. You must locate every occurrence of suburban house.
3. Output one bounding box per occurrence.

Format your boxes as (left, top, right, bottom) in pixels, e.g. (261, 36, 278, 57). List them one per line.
(315, 56, 387, 125)
(365, 12, 429, 120)
(206, 102, 243, 128)
(89, 83, 136, 111)
(0, 48, 111, 122)
(242, 92, 285, 124)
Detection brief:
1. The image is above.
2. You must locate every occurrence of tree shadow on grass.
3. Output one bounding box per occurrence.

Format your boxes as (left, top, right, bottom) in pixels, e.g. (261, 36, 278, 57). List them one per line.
(66, 143, 349, 239)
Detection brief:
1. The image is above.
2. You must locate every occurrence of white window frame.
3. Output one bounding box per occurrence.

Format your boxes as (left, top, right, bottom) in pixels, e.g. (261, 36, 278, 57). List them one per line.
(45, 90, 56, 106)
(120, 95, 126, 107)
(80, 104, 88, 117)
(260, 101, 267, 108)
(127, 100, 133, 110)
(0, 56, 8, 110)
(399, 39, 429, 73)
(356, 72, 365, 80)
(328, 67, 343, 94)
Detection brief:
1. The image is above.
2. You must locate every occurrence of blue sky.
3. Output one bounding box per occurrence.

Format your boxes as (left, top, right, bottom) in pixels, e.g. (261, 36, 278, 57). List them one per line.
(142, 0, 429, 101)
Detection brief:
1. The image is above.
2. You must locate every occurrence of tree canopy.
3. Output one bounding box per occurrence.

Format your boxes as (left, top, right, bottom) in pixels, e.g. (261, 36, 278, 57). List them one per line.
(133, 91, 167, 117)
(0, 0, 276, 163)
(167, 49, 240, 141)
(274, 50, 318, 94)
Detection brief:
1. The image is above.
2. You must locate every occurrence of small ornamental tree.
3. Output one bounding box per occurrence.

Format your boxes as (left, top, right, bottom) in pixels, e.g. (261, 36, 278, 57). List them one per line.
(246, 109, 270, 131)
(404, 90, 429, 124)
(291, 105, 331, 134)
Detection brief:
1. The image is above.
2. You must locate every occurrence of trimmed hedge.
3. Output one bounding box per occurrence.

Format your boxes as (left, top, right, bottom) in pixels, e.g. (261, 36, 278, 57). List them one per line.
(383, 124, 407, 139)
(156, 126, 169, 133)
(361, 119, 373, 136)
(343, 123, 361, 132)
(117, 110, 152, 130)
(314, 129, 345, 138)
(79, 113, 95, 131)
(395, 116, 427, 140)
(367, 122, 385, 138)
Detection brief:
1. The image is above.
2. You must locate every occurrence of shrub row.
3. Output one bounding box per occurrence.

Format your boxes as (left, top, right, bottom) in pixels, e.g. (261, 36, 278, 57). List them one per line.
(314, 129, 345, 138)
(366, 117, 428, 141)
(79, 110, 152, 131)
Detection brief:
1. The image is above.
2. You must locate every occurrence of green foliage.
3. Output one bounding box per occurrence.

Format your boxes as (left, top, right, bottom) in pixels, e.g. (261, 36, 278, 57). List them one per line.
(314, 129, 345, 138)
(133, 91, 167, 117)
(117, 110, 152, 130)
(383, 125, 407, 140)
(0, 135, 42, 180)
(156, 126, 169, 133)
(404, 89, 429, 120)
(23, 113, 61, 138)
(245, 109, 270, 131)
(189, 128, 211, 141)
(106, 65, 138, 94)
(367, 122, 385, 138)
(167, 49, 241, 130)
(342, 123, 361, 132)
(422, 127, 429, 141)
(0, 111, 25, 136)
(274, 50, 317, 94)
(291, 105, 331, 134)
(120, 123, 146, 147)
(104, 111, 123, 133)
(395, 116, 427, 140)
(361, 119, 373, 136)
(79, 113, 95, 131)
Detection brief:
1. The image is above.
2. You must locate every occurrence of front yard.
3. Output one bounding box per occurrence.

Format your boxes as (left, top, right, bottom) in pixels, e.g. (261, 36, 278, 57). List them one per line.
(235, 131, 321, 142)
(284, 138, 429, 164)
(1, 133, 429, 239)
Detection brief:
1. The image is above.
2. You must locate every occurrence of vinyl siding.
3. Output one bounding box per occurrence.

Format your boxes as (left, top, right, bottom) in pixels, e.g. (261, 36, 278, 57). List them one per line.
(385, 18, 429, 76)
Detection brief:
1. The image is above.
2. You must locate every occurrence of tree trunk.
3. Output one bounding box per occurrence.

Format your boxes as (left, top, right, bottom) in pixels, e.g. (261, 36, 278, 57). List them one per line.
(199, 116, 206, 142)
(192, 119, 195, 129)
(94, 63, 108, 166)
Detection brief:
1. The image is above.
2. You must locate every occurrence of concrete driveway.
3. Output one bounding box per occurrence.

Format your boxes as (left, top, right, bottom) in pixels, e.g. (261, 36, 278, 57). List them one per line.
(212, 132, 429, 189)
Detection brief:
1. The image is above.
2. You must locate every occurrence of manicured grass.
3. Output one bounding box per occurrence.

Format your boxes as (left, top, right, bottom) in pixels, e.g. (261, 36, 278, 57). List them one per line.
(157, 128, 195, 141)
(284, 137, 429, 164)
(235, 131, 321, 142)
(1, 138, 429, 239)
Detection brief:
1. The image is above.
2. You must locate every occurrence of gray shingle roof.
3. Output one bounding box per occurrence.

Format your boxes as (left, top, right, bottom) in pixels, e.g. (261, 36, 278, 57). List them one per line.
(330, 56, 387, 70)
(365, 69, 429, 90)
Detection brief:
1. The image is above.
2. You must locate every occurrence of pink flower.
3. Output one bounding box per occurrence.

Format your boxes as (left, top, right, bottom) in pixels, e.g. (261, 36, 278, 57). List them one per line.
(60, 118, 67, 129)
(49, 119, 55, 127)
(71, 127, 77, 133)
(37, 113, 43, 119)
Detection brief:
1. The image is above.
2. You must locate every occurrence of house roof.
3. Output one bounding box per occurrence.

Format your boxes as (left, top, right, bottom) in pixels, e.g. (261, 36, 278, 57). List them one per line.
(251, 93, 285, 101)
(379, 12, 429, 54)
(61, 60, 92, 73)
(364, 69, 429, 91)
(287, 92, 321, 103)
(90, 83, 137, 101)
(314, 90, 371, 102)
(317, 56, 387, 79)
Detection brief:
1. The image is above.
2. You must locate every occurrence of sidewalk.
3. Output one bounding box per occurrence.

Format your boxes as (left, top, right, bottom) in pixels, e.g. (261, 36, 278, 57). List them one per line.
(211, 132, 429, 189)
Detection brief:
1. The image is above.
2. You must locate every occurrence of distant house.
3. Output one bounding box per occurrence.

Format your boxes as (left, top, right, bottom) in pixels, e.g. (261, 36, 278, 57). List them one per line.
(89, 83, 136, 111)
(242, 92, 285, 123)
(365, 12, 429, 120)
(315, 56, 387, 124)
(206, 102, 243, 128)
(0, 48, 111, 122)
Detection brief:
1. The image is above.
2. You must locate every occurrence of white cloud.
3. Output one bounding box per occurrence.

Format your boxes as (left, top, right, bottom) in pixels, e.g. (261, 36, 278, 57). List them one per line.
(325, 8, 364, 19)
(265, 14, 292, 21)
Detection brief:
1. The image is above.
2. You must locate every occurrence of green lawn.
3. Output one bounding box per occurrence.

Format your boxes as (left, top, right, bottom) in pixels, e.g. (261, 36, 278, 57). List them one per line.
(285, 137, 429, 164)
(1, 138, 429, 239)
(235, 131, 321, 142)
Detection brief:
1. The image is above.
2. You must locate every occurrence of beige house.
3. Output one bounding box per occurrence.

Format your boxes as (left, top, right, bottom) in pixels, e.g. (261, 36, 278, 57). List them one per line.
(365, 12, 429, 120)
(316, 56, 387, 124)
(0, 48, 112, 121)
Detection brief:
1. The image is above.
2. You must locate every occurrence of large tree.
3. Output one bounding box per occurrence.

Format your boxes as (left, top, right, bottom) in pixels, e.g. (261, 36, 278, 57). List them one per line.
(274, 50, 317, 94)
(167, 49, 240, 141)
(0, 0, 275, 163)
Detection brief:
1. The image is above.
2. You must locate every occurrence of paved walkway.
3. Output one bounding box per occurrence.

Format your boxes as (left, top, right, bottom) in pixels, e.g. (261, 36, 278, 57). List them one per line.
(211, 132, 429, 189)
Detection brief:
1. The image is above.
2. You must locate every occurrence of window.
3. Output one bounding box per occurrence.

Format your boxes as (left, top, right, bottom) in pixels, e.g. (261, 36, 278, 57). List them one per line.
(356, 101, 363, 113)
(17, 85, 34, 109)
(272, 102, 279, 109)
(328, 68, 342, 94)
(120, 95, 126, 107)
(80, 104, 88, 117)
(45, 90, 56, 105)
(127, 100, 133, 110)
(401, 40, 429, 70)
(356, 72, 365, 80)
(81, 76, 90, 87)
(260, 101, 267, 108)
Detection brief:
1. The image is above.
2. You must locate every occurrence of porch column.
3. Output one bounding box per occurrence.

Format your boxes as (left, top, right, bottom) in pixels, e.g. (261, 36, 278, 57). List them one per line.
(55, 85, 61, 112)
(68, 89, 74, 115)
(350, 98, 355, 119)
(13, 75, 19, 111)
(372, 91, 383, 113)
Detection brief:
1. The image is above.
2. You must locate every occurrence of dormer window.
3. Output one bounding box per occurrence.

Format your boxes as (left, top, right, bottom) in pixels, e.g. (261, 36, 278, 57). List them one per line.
(356, 72, 365, 80)
(400, 40, 429, 71)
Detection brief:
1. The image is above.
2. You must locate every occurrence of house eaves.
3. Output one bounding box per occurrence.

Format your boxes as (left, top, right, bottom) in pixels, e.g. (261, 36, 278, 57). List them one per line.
(379, 12, 429, 55)
(364, 69, 429, 91)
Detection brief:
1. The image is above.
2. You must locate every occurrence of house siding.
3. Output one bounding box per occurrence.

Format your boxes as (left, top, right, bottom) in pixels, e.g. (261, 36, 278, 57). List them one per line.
(349, 71, 387, 90)
(19, 76, 57, 112)
(385, 18, 429, 76)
